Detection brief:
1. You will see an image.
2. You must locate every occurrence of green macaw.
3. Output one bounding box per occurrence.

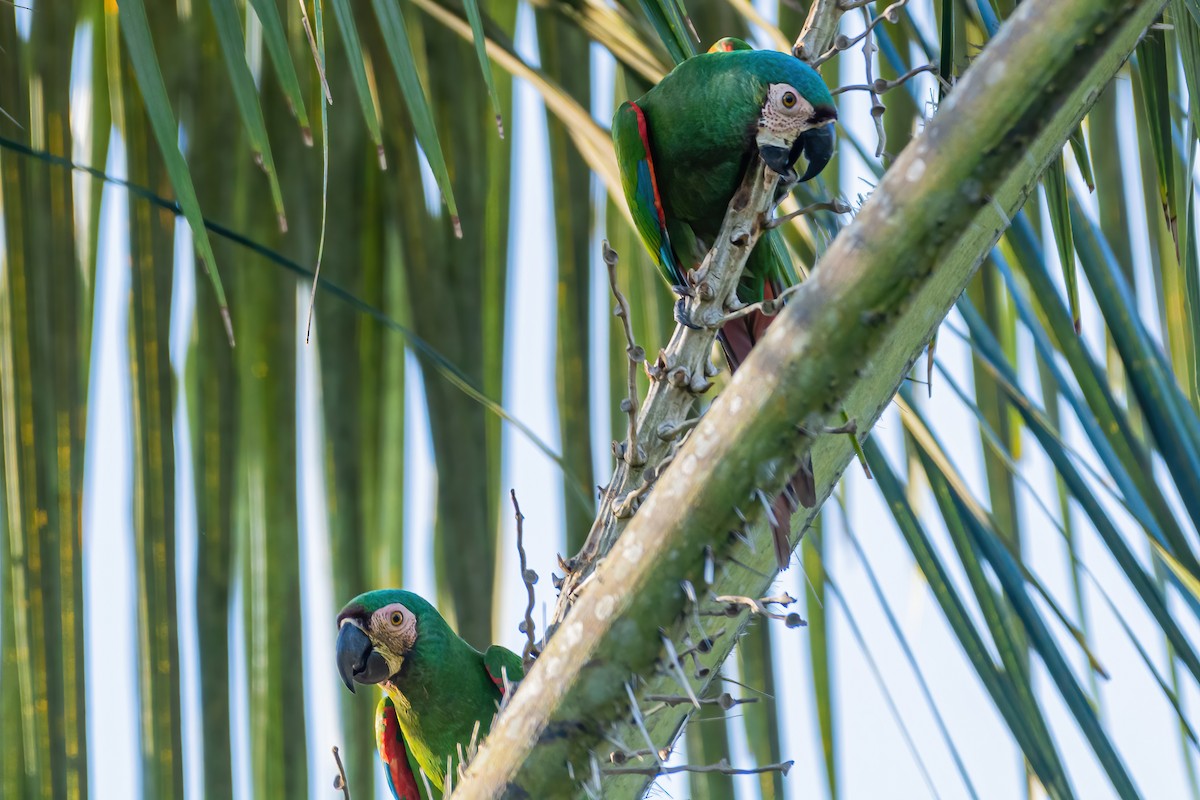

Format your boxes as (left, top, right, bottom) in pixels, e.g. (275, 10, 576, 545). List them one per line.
(335, 589, 523, 799)
(612, 39, 837, 569)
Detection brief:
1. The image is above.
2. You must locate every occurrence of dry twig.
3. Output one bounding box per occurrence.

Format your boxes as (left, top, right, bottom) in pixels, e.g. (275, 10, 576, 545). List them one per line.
(511, 490, 539, 667)
(709, 593, 807, 628)
(644, 692, 758, 709)
(858, 5, 888, 157)
(812, 0, 912, 66)
(604, 759, 794, 777)
(832, 63, 939, 96)
(606, 241, 647, 467)
(331, 746, 351, 800)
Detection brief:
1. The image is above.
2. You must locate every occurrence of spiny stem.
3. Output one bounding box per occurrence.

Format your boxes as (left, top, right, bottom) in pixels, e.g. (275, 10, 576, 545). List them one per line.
(605, 240, 646, 467)
(603, 759, 795, 777)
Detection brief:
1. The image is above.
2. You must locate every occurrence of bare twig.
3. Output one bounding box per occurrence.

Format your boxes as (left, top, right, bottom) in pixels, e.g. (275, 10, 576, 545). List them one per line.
(332, 746, 351, 800)
(719, 282, 805, 326)
(644, 692, 758, 709)
(859, 6, 888, 158)
(657, 416, 702, 441)
(712, 593, 795, 615)
(511, 490, 539, 667)
(766, 197, 853, 229)
(604, 759, 795, 777)
(709, 593, 807, 628)
(608, 746, 671, 765)
(606, 241, 647, 468)
(812, 0, 912, 67)
(832, 63, 939, 96)
(799, 419, 858, 436)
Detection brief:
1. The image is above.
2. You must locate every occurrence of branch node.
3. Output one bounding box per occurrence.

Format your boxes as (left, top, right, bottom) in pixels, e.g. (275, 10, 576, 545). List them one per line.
(605, 239, 644, 466)
(332, 746, 351, 800)
(512, 490, 540, 667)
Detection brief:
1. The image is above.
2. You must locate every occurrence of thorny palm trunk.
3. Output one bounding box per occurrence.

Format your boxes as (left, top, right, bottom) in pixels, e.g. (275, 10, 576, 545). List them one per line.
(448, 0, 1170, 796)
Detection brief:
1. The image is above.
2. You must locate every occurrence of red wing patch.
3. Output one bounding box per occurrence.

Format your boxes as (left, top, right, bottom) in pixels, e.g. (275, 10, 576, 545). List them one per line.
(629, 101, 668, 241)
(485, 663, 510, 696)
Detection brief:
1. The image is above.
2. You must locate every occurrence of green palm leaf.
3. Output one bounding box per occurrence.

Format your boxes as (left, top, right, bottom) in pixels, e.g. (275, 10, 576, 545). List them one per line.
(116, 0, 234, 344)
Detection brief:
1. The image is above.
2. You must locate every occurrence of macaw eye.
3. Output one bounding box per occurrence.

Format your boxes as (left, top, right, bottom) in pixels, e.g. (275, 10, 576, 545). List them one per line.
(782, 91, 798, 109)
(390, 611, 403, 626)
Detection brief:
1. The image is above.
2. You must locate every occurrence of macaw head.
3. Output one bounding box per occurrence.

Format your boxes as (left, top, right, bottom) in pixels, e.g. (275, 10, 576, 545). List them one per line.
(745, 50, 838, 180)
(335, 589, 440, 692)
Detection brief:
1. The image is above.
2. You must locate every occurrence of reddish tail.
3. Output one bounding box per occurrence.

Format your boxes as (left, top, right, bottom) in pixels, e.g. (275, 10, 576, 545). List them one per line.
(718, 285, 815, 570)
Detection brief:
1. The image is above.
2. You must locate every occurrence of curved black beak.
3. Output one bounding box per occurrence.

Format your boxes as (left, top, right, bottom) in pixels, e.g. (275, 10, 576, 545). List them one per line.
(797, 122, 836, 182)
(335, 621, 391, 693)
(759, 144, 794, 176)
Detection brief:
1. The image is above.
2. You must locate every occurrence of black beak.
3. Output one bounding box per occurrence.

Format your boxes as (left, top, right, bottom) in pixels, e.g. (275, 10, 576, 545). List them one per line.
(335, 621, 391, 693)
(796, 122, 836, 182)
(759, 144, 794, 175)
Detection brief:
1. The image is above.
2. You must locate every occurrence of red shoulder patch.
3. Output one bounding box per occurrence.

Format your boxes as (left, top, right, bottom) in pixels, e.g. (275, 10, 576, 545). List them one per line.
(484, 663, 510, 696)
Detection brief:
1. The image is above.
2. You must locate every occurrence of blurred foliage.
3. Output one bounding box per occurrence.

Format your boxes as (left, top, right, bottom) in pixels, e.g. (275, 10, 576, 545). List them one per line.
(0, 0, 1198, 798)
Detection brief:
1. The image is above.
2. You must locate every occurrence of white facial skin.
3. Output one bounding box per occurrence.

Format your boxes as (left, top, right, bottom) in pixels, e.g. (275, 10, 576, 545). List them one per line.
(369, 601, 418, 676)
(757, 82, 820, 152)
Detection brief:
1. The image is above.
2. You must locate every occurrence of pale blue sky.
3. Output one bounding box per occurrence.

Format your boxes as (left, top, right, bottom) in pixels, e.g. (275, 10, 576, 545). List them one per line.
(30, 1, 1200, 798)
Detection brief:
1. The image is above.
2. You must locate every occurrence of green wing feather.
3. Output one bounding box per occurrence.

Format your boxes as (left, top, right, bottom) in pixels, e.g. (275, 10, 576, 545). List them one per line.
(482, 645, 524, 693)
(612, 101, 687, 287)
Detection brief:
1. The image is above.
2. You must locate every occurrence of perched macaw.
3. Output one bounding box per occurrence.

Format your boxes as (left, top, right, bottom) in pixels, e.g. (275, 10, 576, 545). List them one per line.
(335, 589, 523, 799)
(612, 39, 837, 569)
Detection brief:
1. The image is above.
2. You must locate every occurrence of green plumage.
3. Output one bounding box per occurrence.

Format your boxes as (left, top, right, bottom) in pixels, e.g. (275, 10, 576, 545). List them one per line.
(612, 47, 835, 302)
(611, 43, 837, 564)
(336, 589, 523, 798)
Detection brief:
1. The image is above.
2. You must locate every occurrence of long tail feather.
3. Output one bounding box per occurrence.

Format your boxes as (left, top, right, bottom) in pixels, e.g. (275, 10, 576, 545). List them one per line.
(718, 288, 815, 570)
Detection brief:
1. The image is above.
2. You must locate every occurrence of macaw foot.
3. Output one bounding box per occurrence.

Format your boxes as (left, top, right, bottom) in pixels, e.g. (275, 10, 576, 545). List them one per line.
(674, 298, 702, 330)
